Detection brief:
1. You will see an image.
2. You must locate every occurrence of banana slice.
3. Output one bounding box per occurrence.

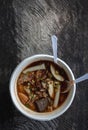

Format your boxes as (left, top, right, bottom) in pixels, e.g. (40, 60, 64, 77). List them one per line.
(23, 64, 46, 73)
(47, 80, 54, 99)
(50, 64, 64, 81)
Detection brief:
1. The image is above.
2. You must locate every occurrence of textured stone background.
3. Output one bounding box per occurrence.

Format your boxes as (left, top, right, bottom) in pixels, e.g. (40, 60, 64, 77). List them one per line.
(0, 0, 88, 130)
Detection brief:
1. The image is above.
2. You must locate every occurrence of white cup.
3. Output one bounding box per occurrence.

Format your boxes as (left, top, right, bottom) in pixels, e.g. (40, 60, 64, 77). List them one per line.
(10, 54, 76, 121)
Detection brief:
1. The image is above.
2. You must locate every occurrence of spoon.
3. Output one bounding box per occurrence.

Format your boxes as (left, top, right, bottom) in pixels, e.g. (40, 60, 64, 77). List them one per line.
(51, 35, 58, 63)
(51, 35, 88, 93)
(62, 73, 88, 93)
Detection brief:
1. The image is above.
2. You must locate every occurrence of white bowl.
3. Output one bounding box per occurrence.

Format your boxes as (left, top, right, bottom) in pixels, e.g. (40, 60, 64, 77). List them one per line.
(10, 54, 76, 121)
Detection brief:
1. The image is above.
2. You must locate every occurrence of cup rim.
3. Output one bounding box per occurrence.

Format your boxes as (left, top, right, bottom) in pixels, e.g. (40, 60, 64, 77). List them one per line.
(9, 54, 76, 121)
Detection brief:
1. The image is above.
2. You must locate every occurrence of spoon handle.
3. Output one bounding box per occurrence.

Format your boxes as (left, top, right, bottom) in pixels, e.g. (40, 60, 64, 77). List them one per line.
(51, 35, 58, 63)
(76, 73, 88, 83)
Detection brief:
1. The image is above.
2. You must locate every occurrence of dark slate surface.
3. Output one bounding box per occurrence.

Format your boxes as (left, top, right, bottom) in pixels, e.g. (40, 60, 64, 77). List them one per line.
(0, 0, 88, 130)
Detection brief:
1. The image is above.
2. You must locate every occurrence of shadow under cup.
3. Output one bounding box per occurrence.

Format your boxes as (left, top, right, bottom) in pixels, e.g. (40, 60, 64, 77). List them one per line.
(10, 54, 76, 121)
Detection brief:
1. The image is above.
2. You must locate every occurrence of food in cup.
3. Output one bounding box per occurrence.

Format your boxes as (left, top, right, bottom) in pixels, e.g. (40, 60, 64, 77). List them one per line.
(10, 55, 76, 120)
(17, 60, 70, 112)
